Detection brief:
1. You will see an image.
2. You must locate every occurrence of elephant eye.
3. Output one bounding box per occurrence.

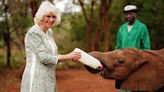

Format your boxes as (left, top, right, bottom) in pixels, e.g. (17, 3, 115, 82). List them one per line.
(117, 59, 124, 64)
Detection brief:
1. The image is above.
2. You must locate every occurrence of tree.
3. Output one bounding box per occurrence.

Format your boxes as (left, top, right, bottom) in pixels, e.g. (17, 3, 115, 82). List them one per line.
(0, 0, 11, 67)
(30, 0, 38, 18)
(94, 0, 112, 51)
(0, 0, 32, 67)
(78, 0, 113, 51)
(78, 0, 95, 51)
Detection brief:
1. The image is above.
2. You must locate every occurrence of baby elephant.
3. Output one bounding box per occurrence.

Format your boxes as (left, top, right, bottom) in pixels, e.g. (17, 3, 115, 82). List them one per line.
(87, 48, 164, 92)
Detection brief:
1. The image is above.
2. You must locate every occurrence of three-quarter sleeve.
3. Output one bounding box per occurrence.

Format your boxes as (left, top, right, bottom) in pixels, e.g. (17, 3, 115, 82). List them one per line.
(25, 32, 58, 65)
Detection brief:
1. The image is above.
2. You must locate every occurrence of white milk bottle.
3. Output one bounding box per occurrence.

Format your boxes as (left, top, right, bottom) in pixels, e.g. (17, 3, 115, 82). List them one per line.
(74, 48, 102, 69)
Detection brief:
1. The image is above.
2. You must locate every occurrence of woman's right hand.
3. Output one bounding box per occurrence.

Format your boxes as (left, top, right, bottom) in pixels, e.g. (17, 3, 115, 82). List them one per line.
(58, 51, 81, 62)
(67, 51, 81, 62)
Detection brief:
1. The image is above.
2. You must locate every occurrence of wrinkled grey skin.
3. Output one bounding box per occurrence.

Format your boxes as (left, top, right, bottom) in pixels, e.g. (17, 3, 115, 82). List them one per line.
(87, 48, 164, 92)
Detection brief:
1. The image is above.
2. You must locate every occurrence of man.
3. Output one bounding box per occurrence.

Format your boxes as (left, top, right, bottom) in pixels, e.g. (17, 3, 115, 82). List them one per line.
(116, 5, 151, 50)
(115, 5, 151, 92)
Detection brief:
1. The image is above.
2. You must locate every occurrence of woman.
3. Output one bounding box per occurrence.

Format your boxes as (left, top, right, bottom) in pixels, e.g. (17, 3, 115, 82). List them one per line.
(21, 1, 81, 92)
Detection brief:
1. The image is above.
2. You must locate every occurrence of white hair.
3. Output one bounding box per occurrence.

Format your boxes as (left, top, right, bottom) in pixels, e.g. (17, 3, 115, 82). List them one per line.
(34, 0, 61, 26)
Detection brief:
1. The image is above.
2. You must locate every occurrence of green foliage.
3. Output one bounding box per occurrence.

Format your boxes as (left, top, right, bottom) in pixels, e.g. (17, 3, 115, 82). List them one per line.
(69, 14, 87, 41)
(0, 51, 6, 72)
(0, 21, 6, 47)
(10, 49, 25, 68)
(0, 0, 164, 72)
(52, 13, 88, 54)
(107, 0, 164, 50)
(0, 49, 25, 72)
(126, 0, 164, 49)
(110, 0, 125, 15)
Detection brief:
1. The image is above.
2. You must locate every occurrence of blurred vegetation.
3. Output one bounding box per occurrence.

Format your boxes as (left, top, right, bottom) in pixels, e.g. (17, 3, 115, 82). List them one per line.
(0, 0, 164, 71)
(0, 49, 25, 72)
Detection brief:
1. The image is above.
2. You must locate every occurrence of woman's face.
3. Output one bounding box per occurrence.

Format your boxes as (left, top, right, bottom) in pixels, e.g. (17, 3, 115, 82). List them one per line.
(41, 12, 56, 28)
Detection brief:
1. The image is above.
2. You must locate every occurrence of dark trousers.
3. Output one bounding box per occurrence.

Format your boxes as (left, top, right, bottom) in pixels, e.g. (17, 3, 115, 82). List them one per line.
(115, 80, 124, 89)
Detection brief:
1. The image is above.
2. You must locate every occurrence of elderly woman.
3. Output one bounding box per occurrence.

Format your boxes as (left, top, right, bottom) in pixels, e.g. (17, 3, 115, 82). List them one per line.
(21, 1, 81, 92)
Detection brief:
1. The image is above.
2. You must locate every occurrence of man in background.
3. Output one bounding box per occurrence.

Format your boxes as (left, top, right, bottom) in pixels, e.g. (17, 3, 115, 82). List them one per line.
(115, 4, 151, 92)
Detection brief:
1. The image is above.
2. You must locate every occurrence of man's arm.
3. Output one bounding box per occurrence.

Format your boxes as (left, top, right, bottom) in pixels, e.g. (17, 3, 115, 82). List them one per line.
(142, 26, 151, 50)
(115, 30, 122, 49)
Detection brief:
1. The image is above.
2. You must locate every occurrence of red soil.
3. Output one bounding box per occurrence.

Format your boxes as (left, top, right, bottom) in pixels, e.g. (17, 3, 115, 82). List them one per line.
(0, 68, 117, 92)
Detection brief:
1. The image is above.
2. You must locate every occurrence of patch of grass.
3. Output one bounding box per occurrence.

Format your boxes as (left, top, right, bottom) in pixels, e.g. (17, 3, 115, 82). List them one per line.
(0, 49, 25, 73)
(0, 49, 6, 73)
(10, 49, 25, 69)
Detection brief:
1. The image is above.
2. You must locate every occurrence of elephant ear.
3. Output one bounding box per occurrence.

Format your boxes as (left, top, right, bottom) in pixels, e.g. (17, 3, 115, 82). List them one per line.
(125, 49, 147, 70)
(132, 55, 147, 70)
(121, 50, 164, 91)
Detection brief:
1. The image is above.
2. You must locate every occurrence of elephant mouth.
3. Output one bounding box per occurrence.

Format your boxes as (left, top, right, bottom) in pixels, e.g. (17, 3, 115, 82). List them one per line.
(100, 68, 114, 79)
(85, 65, 117, 79)
(100, 67, 129, 80)
(85, 65, 104, 73)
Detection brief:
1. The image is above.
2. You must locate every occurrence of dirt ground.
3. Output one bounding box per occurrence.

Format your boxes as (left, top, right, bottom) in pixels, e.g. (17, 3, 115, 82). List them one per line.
(0, 67, 117, 92)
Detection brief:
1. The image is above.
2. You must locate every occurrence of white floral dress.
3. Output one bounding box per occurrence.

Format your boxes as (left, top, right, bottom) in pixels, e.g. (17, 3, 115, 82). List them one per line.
(21, 24, 58, 92)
